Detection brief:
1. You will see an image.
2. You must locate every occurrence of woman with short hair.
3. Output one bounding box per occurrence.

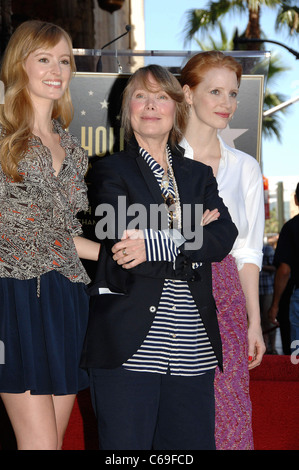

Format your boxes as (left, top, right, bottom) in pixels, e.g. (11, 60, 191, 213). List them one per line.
(81, 64, 238, 450)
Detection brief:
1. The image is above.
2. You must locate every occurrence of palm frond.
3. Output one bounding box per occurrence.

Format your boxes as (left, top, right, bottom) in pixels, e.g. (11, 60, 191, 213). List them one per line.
(183, 9, 218, 43)
(275, 4, 299, 34)
(193, 22, 233, 51)
(263, 87, 289, 142)
(266, 53, 290, 83)
(183, 0, 245, 43)
(262, 114, 283, 142)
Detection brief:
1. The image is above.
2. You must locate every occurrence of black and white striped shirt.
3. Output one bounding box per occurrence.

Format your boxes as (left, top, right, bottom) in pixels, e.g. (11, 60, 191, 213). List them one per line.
(123, 147, 218, 376)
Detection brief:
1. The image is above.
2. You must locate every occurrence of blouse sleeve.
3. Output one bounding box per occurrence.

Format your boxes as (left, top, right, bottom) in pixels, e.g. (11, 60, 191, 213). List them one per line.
(143, 229, 180, 262)
(231, 159, 264, 271)
(69, 146, 89, 237)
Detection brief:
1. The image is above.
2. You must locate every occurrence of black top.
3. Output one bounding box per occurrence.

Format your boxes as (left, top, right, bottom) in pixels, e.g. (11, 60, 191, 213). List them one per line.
(274, 214, 299, 287)
(80, 136, 238, 369)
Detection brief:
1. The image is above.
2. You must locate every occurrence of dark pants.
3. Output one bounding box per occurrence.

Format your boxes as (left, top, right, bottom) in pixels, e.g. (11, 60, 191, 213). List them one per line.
(88, 366, 216, 450)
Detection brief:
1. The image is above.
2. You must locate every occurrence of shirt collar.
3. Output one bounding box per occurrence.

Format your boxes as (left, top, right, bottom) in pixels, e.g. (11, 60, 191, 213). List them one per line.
(139, 145, 172, 174)
(180, 133, 237, 164)
(217, 133, 238, 161)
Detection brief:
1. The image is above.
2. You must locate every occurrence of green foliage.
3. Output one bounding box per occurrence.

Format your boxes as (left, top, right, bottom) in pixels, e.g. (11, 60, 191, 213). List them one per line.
(183, 0, 298, 142)
(276, 4, 299, 34)
(184, 0, 283, 43)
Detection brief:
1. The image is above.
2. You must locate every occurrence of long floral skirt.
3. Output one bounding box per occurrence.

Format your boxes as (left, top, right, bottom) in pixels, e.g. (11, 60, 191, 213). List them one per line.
(212, 255, 254, 450)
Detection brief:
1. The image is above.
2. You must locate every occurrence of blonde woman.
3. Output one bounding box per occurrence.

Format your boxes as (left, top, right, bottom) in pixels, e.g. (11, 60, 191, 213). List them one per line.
(0, 21, 99, 449)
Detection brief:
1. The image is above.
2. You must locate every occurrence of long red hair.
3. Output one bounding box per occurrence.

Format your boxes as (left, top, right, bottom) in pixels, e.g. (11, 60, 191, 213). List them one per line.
(180, 51, 242, 90)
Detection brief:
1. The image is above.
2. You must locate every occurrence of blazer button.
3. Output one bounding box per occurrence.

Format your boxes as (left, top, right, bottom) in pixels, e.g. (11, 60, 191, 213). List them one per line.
(149, 306, 156, 313)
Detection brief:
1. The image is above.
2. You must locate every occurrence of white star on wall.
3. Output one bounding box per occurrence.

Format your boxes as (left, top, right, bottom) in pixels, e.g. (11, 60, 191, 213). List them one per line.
(100, 99, 109, 109)
(219, 125, 248, 148)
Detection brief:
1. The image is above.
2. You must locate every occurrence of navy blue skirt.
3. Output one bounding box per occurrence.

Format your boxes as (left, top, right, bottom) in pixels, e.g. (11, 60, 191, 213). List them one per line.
(0, 271, 89, 395)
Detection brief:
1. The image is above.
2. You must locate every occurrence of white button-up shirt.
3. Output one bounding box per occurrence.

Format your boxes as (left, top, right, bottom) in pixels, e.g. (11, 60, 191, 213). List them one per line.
(180, 135, 264, 271)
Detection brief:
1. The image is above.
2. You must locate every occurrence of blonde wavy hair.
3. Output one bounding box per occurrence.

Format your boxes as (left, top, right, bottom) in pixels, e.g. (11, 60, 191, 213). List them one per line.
(0, 20, 76, 181)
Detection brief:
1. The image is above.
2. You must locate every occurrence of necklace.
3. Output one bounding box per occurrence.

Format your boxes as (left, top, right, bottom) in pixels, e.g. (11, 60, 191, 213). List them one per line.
(161, 168, 170, 190)
(163, 148, 181, 229)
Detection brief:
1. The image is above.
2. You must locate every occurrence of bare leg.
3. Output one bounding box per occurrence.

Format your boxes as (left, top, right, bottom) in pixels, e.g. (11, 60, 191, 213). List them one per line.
(53, 394, 76, 449)
(0, 391, 76, 450)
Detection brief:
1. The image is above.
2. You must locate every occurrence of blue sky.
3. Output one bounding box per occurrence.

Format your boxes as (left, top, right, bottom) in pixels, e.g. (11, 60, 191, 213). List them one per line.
(144, 0, 299, 177)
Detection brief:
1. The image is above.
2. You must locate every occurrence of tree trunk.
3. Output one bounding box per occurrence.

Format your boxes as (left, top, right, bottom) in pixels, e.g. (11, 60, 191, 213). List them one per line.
(244, 3, 261, 50)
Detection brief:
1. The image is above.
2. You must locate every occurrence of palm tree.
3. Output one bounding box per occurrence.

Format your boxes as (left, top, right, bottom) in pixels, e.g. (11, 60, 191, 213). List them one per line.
(262, 54, 290, 142)
(192, 22, 234, 51)
(182, 0, 296, 141)
(184, 1, 284, 46)
(276, 3, 299, 35)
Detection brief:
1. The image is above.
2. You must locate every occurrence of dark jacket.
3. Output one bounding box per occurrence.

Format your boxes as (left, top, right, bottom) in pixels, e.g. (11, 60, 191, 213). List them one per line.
(81, 138, 238, 369)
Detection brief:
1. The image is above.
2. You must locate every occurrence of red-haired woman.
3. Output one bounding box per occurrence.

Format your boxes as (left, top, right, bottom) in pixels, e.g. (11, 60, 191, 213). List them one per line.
(180, 51, 266, 450)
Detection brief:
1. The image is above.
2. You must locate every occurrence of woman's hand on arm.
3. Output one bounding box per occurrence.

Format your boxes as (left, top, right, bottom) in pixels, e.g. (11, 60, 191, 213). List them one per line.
(201, 208, 220, 226)
(112, 229, 146, 268)
(111, 208, 221, 269)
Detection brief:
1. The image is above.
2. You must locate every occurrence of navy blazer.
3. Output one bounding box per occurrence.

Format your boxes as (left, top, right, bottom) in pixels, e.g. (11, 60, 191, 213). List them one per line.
(81, 138, 238, 370)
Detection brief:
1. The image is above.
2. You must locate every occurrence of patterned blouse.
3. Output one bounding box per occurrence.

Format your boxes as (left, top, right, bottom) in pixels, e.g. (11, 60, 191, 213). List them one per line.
(0, 120, 90, 285)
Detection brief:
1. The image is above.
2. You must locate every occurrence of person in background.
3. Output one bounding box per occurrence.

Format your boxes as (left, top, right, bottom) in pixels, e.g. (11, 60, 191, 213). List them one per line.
(259, 237, 277, 354)
(269, 183, 299, 354)
(276, 279, 293, 355)
(0, 20, 100, 450)
(81, 64, 238, 450)
(180, 51, 266, 450)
